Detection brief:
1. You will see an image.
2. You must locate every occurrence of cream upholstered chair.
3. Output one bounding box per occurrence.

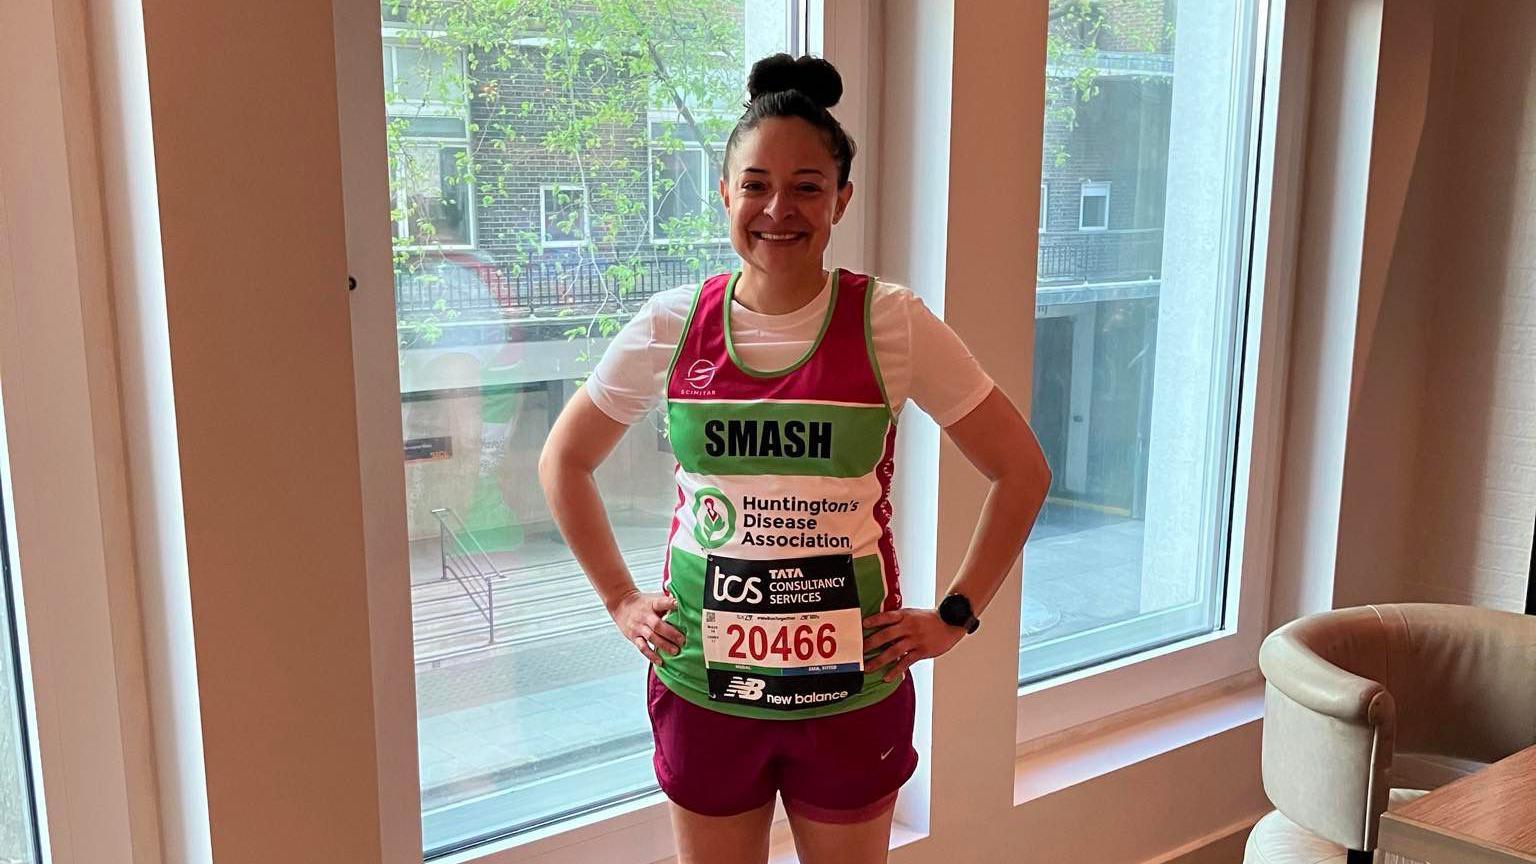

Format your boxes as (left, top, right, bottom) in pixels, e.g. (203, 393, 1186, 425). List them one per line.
(1244, 603, 1536, 864)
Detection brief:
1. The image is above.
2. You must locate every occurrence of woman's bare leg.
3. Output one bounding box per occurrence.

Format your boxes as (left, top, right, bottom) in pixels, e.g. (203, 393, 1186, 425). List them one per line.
(669, 799, 776, 864)
(785, 799, 896, 864)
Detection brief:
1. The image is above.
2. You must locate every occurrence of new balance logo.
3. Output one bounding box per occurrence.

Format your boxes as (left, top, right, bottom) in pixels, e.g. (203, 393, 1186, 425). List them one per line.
(723, 676, 766, 701)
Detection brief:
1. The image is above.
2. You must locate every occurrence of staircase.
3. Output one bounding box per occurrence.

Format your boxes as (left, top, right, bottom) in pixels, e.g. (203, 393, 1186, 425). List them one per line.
(413, 511, 665, 666)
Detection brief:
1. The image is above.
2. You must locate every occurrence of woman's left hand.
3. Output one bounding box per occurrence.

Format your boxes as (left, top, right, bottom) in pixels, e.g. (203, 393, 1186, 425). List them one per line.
(862, 608, 967, 683)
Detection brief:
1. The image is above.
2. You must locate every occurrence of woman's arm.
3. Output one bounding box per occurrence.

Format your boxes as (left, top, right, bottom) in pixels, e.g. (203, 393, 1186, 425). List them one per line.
(538, 387, 685, 664)
(935, 385, 1051, 614)
(864, 386, 1051, 680)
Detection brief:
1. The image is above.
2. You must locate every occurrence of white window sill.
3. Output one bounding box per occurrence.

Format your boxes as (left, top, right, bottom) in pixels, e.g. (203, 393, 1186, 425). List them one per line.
(1014, 677, 1264, 806)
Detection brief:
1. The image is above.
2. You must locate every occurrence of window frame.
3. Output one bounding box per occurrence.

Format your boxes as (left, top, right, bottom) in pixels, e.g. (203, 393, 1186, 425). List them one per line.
(0, 0, 162, 858)
(3, 0, 1320, 859)
(539, 184, 589, 249)
(392, 138, 477, 251)
(1039, 182, 1048, 233)
(1077, 179, 1111, 231)
(336, 2, 845, 862)
(646, 138, 731, 246)
(383, 31, 478, 252)
(1015, 0, 1303, 746)
(339, 0, 1307, 857)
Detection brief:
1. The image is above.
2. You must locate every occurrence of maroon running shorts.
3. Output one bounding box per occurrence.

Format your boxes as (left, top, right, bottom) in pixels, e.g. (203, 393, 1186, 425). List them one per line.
(646, 669, 918, 824)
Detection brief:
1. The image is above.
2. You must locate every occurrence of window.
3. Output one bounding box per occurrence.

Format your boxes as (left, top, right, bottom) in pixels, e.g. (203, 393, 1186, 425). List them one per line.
(384, 41, 463, 108)
(1078, 180, 1110, 231)
(540, 185, 588, 248)
(1040, 182, 1049, 233)
(375, 2, 799, 856)
(650, 129, 730, 243)
(1024, 0, 1261, 685)
(384, 37, 474, 248)
(394, 141, 473, 247)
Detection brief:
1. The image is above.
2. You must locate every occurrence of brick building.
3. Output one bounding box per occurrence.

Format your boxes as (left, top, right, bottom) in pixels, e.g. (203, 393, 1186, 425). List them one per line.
(383, 2, 750, 319)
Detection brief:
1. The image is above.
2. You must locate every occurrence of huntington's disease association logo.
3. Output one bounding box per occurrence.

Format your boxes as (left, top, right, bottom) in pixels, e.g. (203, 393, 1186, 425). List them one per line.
(691, 487, 736, 549)
(685, 359, 718, 390)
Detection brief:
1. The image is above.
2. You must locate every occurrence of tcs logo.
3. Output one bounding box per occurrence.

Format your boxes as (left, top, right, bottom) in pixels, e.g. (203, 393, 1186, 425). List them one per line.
(711, 566, 763, 604)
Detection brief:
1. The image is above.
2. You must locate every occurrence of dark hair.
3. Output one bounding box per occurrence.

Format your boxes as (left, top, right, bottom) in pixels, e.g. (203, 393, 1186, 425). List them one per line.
(723, 53, 857, 188)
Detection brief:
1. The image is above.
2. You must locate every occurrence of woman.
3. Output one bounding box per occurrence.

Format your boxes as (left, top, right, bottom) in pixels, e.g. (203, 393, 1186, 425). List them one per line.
(539, 53, 1051, 864)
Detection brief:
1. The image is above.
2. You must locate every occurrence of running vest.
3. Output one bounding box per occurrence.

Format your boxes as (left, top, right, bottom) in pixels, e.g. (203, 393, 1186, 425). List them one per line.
(654, 269, 904, 720)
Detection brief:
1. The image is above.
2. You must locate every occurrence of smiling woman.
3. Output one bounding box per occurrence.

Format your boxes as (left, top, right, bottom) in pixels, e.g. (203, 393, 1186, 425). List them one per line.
(540, 51, 1052, 864)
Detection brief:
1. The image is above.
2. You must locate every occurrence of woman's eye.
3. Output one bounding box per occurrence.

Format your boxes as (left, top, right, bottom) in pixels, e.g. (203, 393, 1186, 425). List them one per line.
(798, 184, 822, 194)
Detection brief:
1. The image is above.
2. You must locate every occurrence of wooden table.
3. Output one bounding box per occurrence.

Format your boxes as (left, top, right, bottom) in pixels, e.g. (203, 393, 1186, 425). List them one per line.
(1379, 744, 1536, 863)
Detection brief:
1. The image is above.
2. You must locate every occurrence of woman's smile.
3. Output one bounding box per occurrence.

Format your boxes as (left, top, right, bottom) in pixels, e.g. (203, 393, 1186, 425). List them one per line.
(752, 230, 808, 243)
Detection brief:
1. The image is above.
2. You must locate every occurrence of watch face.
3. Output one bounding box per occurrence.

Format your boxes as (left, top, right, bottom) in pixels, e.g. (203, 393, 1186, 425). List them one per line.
(940, 594, 972, 626)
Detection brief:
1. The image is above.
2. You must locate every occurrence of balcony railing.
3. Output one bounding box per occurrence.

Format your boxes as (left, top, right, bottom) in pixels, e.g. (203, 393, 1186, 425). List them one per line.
(1037, 229, 1163, 285)
(394, 231, 1163, 319)
(394, 255, 736, 318)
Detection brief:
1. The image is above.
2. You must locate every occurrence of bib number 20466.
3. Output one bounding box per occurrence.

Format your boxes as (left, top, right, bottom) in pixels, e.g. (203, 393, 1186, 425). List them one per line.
(725, 621, 838, 662)
(702, 553, 867, 710)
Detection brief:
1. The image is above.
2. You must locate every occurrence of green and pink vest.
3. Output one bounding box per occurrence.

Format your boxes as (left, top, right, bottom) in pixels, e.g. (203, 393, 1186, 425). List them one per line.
(655, 269, 904, 720)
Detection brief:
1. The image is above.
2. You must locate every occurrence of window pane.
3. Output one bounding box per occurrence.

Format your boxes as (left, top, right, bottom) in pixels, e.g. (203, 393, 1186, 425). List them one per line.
(398, 116, 468, 138)
(652, 149, 709, 241)
(542, 187, 587, 245)
(395, 143, 471, 247)
(0, 487, 39, 863)
(1078, 183, 1109, 230)
(705, 149, 728, 235)
(379, 1, 794, 854)
(1022, 0, 1261, 683)
(388, 43, 462, 107)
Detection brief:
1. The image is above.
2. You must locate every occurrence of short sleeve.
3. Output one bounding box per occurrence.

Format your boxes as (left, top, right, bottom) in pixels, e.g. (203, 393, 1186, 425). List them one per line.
(903, 292, 995, 427)
(585, 297, 668, 425)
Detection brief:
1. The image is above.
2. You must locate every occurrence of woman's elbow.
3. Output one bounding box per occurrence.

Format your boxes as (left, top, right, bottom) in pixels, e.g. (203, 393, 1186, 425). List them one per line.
(1016, 426, 1052, 493)
(1031, 439, 1052, 487)
(537, 440, 566, 494)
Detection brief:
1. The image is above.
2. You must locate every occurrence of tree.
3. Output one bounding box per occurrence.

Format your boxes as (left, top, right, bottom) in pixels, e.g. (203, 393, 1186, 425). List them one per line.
(384, 0, 748, 358)
(1045, 0, 1174, 166)
(382, 0, 1174, 351)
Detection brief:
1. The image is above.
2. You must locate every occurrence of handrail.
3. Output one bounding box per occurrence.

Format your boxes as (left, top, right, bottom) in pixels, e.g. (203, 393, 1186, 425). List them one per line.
(433, 507, 503, 583)
(431, 508, 496, 643)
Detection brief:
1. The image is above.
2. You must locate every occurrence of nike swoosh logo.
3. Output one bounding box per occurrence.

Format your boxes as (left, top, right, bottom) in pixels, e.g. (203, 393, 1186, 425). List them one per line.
(880, 746, 895, 760)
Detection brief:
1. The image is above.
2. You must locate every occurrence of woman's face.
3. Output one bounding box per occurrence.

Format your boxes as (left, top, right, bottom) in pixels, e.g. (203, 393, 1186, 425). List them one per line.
(720, 116, 853, 277)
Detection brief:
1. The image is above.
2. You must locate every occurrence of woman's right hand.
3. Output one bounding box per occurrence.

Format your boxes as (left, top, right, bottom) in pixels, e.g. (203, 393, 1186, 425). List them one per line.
(607, 590, 686, 665)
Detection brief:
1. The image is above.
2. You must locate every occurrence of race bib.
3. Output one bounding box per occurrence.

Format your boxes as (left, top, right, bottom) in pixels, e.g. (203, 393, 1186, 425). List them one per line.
(702, 552, 864, 711)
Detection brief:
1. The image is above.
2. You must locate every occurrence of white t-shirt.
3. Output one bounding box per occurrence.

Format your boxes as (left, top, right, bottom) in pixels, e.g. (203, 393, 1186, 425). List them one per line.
(586, 275, 996, 427)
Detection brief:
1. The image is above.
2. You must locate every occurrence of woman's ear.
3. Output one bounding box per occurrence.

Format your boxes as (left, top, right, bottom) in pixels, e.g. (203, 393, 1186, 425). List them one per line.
(833, 180, 854, 224)
(718, 174, 731, 212)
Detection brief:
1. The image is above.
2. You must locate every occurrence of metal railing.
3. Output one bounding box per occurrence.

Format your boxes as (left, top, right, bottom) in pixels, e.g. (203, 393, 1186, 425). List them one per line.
(394, 233, 1163, 320)
(411, 542, 667, 667)
(395, 255, 737, 317)
(430, 507, 501, 647)
(1037, 229, 1163, 285)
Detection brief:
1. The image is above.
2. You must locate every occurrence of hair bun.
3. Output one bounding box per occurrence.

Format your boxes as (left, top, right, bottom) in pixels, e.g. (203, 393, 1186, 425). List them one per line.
(747, 53, 843, 109)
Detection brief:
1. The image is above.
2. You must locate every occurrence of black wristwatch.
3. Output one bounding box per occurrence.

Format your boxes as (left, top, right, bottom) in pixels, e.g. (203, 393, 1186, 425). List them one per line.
(938, 593, 981, 634)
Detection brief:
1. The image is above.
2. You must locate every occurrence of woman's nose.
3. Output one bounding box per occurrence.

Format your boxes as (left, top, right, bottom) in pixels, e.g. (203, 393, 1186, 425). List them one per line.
(763, 191, 790, 220)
